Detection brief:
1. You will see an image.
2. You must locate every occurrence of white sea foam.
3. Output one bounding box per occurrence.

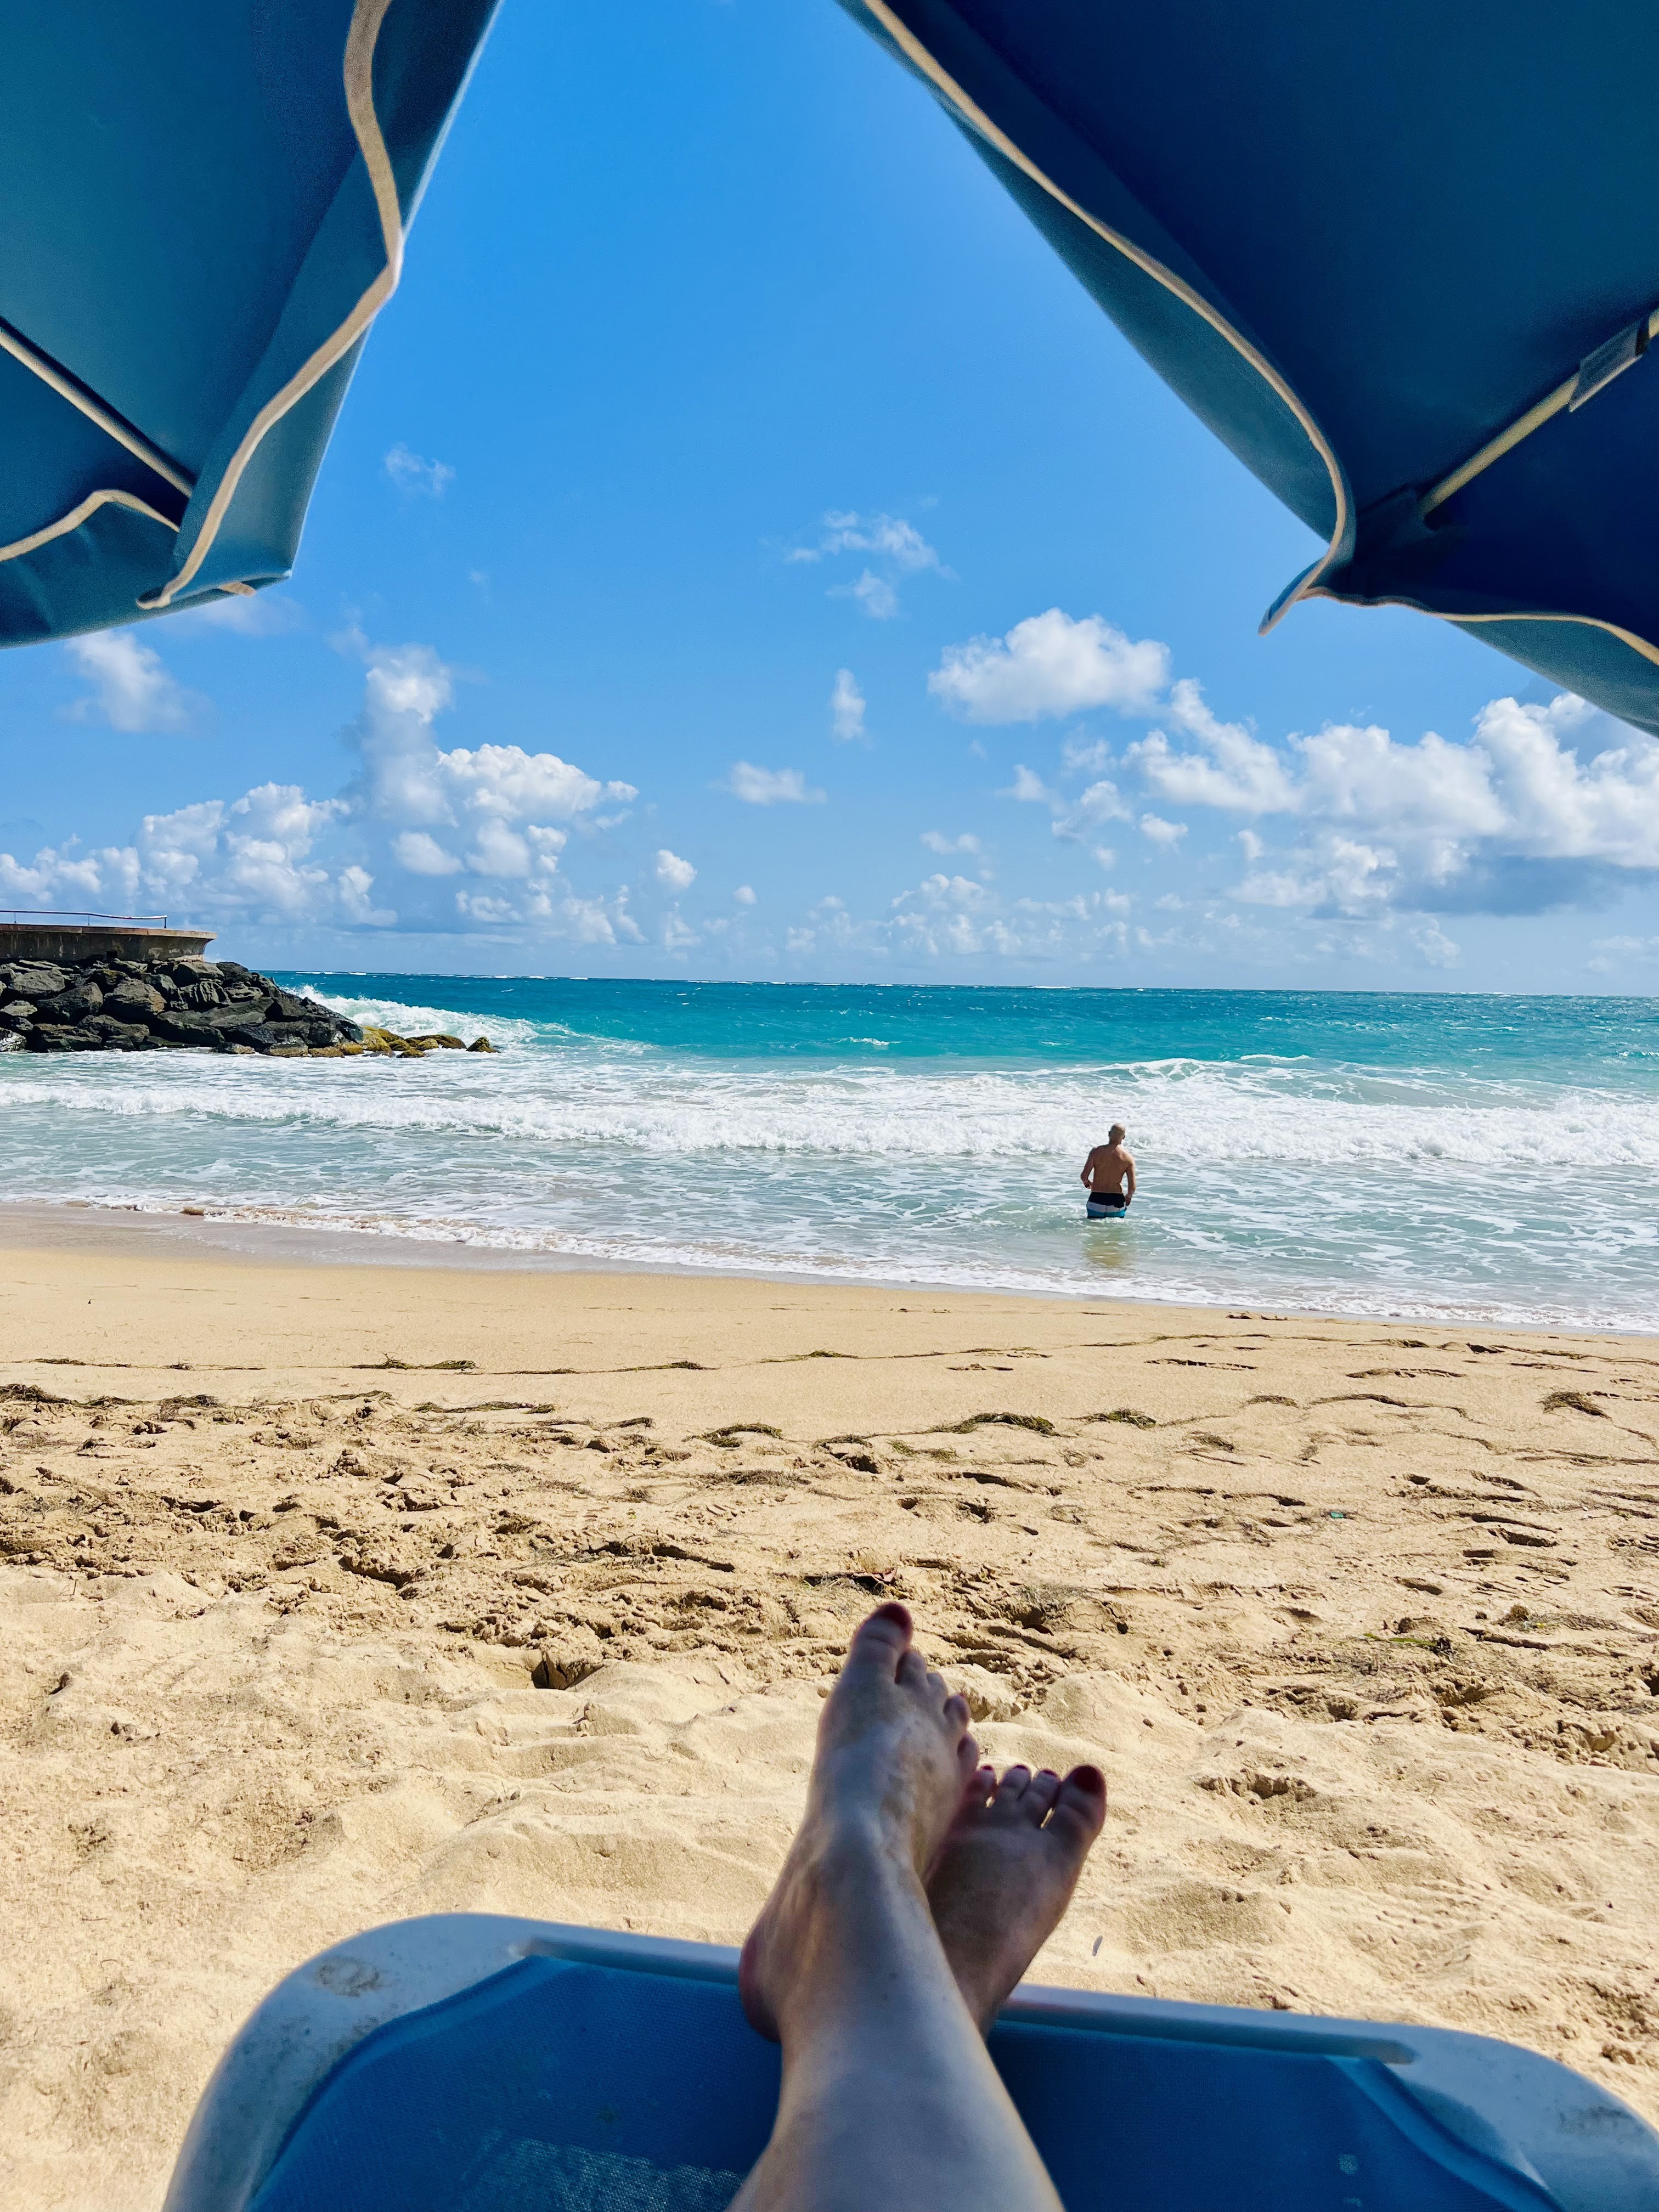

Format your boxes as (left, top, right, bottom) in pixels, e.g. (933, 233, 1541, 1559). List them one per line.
(3, 988, 1656, 1330)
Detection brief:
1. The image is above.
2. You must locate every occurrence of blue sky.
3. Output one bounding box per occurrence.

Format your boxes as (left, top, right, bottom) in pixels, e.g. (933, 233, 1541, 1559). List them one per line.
(4, 0, 1658, 991)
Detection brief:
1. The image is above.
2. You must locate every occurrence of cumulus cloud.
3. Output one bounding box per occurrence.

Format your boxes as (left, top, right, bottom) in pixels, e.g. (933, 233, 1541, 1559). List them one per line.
(929, 610, 1169, 724)
(734, 884, 757, 905)
(1133, 685, 1659, 915)
(63, 631, 200, 733)
(723, 762, 825, 805)
(656, 848, 697, 891)
(384, 443, 455, 497)
(9, 637, 650, 945)
(0, 781, 380, 928)
(393, 831, 463, 876)
(1140, 814, 1188, 847)
(921, 830, 981, 854)
(348, 642, 635, 841)
(830, 668, 867, 742)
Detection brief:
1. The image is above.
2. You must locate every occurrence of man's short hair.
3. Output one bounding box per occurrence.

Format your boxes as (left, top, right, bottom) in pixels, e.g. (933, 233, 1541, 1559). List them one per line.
(1109, 1124, 1126, 1142)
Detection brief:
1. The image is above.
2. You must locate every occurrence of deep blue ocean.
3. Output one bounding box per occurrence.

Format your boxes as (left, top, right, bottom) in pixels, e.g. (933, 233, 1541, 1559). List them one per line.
(2, 978, 1655, 1330)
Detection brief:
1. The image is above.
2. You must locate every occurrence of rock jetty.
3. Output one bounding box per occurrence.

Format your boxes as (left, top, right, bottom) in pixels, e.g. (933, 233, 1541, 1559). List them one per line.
(0, 952, 494, 1058)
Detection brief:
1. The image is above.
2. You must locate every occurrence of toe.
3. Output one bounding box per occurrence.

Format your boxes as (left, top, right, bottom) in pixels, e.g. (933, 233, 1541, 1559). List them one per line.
(1023, 1769, 1063, 1825)
(943, 1691, 972, 1739)
(845, 1604, 912, 1678)
(994, 1764, 1032, 1808)
(1047, 1766, 1109, 1854)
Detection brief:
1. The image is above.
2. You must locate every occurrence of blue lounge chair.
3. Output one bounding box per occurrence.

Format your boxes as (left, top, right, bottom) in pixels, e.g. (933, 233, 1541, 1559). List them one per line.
(164, 1915, 1659, 2212)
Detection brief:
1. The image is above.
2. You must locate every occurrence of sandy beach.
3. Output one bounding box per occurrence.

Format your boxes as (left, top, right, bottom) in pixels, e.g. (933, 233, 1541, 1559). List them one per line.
(2, 1216, 1657, 2208)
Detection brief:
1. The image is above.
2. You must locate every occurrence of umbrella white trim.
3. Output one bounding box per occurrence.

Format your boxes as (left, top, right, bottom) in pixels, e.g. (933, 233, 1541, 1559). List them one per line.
(0, 488, 178, 568)
(0, 320, 194, 499)
(856, 0, 1350, 627)
(140, 0, 405, 612)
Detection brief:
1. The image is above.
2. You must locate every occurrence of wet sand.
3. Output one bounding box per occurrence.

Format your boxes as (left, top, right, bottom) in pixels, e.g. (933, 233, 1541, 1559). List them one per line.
(1, 1223, 1656, 2207)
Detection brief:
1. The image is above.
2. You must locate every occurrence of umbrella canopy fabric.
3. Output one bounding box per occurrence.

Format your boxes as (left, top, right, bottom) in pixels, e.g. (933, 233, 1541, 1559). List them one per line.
(0, 0, 498, 647)
(841, 2, 1659, 735)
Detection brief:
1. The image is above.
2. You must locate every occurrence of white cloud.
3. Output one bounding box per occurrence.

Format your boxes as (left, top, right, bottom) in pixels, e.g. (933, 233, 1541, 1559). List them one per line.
(349, 641, 635, 834)
(1412, 919, 1462, 967)
(63, 631, 199, 733)
(1127, 679, 1297, 813)
(830, 668, 867, 742)
(0, 778, 383, 929)
(836, 571, 899, 620)
(384, 443, 455, 498)
(656, 848, 697, 891)
(661, 911, 699, 950)
(792, 511, 943, 572)
(1001, 765, 1059, 807)
(724, 762, 825, 805)
(393, 831, 463, 876)
(5, 637, 668, 944)
(929, 610, 1169, 724)
(465, 820, 533, 878)
(921, 830, 980, 854)
(1068, 780, 1128, 827)
(1140, 814, 1188, 846)
(1092, 847, 1116, 870)
(1133, 685, 1659, 914)
(1062, 735, 1114, 774)
(792, 511, 948, 622)
(734, 884, 757, 905)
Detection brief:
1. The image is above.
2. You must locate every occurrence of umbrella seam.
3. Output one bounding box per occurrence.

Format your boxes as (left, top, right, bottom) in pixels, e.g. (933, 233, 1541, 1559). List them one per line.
(0, 321, 195, 499)
(140, 0, 404, 613)
(1305, 586, 1659, 674)
(0, 488, 179, 568)
(1420, 307, 1659, 517)
(856, 0, 1349, 623)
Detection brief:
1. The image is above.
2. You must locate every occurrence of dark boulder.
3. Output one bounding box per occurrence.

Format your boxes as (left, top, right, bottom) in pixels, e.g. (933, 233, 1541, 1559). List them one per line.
(36, 981, 103, 1023)
(104, 975, 166, 1019)
(2, 963, 68, 1001)
(25, 1024, 105, 1051)
(86, 1015, 152, 1049)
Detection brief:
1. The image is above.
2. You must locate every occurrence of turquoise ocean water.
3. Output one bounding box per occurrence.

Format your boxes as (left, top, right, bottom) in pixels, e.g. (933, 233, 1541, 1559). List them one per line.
(2, 979, 1656, 1330)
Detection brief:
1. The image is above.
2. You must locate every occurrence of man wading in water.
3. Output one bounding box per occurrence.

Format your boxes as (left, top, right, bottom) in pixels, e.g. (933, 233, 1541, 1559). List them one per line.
(1080, 1124, 1135, 1218)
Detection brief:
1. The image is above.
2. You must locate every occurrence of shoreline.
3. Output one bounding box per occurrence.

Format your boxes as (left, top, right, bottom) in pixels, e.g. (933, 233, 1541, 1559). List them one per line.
(0, 1196, 1647, 1343)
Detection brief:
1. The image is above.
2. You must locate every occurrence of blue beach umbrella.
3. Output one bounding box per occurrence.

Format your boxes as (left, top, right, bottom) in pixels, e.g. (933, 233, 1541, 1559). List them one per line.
(0, 0, 498, 646)
(840, 3, 1659, 734)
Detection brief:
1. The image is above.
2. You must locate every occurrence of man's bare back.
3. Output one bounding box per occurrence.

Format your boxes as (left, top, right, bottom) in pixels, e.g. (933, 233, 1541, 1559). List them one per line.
(1081, 1124, 1135, 1215)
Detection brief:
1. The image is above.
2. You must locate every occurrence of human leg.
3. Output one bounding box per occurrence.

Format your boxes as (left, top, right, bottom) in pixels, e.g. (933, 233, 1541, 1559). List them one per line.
(732, 1604, 1063, 2212)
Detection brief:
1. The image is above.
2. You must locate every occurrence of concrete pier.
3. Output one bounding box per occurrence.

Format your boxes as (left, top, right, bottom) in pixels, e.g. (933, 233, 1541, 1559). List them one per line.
(0, 919, 213, 964)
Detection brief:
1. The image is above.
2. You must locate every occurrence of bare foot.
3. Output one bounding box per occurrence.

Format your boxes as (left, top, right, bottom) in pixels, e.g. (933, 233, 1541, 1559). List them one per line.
(926, 1761, 1108, 2032)
(740, 1603, 978, 2042)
